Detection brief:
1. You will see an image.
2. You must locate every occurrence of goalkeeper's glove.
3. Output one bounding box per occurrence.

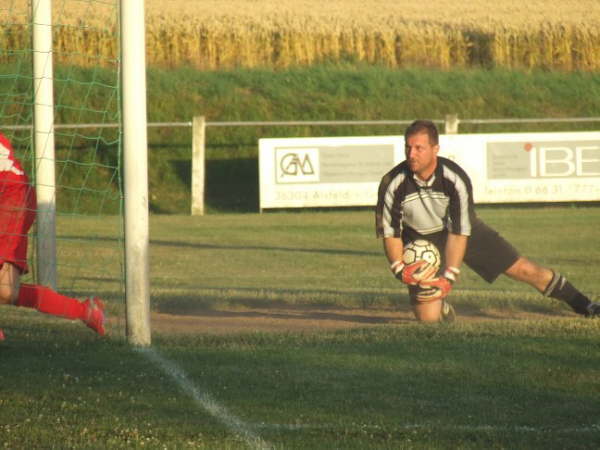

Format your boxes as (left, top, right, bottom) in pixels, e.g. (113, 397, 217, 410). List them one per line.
(390, 260, 438, 286)
(417, 267, 460, 302)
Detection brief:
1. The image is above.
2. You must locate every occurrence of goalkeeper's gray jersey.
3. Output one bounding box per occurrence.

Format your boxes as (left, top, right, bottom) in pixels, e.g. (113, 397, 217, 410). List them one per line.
(375, 156, 476, 239)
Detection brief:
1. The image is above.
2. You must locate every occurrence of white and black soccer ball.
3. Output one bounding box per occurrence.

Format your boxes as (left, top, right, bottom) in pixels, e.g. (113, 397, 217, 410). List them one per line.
(402, 239, 441, 269)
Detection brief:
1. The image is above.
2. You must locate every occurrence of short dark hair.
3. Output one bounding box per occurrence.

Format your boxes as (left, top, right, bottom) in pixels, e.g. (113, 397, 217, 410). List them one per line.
(404, 120, 439, 146)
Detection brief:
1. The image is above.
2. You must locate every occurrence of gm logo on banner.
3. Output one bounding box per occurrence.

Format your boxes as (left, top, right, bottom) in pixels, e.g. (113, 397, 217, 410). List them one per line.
(275, 148, 320, 183)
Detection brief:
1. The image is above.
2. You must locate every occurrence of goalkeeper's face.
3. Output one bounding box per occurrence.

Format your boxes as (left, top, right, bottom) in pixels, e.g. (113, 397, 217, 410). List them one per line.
(405, 132, 439, 181)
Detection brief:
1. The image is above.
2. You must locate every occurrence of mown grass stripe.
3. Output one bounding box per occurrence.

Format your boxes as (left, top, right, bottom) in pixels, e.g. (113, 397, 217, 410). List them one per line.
(253, 422, 600, 434)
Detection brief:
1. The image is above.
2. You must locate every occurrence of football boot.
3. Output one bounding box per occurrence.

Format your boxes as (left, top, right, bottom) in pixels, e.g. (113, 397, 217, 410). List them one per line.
(83, 298, 106, 336)
(440, 300, 456, 323)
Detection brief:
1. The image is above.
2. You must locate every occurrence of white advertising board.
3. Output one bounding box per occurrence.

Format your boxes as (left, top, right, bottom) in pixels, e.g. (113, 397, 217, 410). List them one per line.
(259, 136, 404, 209)
(259, 132, 600, 209)
(439, 132, 600, 203)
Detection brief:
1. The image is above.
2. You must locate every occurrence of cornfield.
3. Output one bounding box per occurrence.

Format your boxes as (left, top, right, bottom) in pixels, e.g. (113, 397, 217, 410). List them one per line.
(2, 0, 600, 71)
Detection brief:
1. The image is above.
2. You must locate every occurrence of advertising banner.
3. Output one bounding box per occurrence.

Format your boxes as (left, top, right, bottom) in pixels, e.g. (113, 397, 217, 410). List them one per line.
(259, 136, 404, 209)
(440, 132, 600, 203)
(259, 132, 600, 209)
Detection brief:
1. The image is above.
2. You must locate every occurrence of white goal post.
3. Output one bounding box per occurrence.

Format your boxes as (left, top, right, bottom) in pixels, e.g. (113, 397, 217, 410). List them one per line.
(121, 0, 151, 346)
(30, 0, 151, 346)
(32, 0, 57, 290)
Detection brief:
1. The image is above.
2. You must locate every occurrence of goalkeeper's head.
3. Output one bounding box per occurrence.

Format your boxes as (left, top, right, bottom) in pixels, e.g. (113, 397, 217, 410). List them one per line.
(404, 120, 439, 146)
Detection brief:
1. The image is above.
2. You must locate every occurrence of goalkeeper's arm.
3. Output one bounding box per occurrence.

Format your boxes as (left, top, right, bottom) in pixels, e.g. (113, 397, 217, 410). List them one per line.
(383, 237, 404, 266)
(444, 232, 468, 275)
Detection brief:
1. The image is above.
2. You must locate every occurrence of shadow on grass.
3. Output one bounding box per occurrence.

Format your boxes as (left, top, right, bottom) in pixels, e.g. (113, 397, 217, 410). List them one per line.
(164, 307, 406, 325)
(151, 239, 379, 256)
(150, 287, 573, 332)
(205, 158, 259, 212)
(59, 235, 380, 257)
(152, 288, 412, 325)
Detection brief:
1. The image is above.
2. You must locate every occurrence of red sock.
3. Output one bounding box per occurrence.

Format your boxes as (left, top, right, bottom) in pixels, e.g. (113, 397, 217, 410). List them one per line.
(16, 284, 86, 320)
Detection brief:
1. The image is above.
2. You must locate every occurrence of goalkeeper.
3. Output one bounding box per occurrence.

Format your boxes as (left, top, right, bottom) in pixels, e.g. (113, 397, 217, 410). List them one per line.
(375, 120, 599, 322)
(0, 132, 105, 340)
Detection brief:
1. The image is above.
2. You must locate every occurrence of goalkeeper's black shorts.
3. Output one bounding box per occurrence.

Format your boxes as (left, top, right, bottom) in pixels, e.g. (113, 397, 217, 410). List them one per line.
(463, 220, 520, 283)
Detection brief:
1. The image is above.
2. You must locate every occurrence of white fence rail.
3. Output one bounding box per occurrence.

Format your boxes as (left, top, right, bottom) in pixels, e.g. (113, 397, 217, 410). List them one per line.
(6, 115, 600, 131)
(4, 115, 600, 215)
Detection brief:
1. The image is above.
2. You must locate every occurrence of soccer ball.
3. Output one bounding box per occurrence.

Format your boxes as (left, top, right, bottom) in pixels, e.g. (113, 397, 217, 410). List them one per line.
(402, 239, 441, 269)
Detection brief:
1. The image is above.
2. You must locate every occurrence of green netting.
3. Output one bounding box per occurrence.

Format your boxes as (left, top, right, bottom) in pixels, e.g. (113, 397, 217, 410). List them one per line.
(0, 1, 124, 318)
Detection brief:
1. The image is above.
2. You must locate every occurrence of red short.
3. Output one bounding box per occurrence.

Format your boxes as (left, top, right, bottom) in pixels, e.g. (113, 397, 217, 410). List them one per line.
(0, 184, 36, 274)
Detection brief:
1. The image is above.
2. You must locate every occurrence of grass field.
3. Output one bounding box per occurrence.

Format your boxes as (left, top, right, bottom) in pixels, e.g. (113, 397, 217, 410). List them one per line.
(2, 3, 599, 447)
(1, 206, 599, 448)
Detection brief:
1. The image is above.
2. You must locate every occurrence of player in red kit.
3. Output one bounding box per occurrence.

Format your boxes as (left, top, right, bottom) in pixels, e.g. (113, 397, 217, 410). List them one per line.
(0, 132, 105, 340)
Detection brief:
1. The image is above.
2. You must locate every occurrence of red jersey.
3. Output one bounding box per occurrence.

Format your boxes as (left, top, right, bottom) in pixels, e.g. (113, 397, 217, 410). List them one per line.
(0, 132, 29, 189)
(0, 132, 36, 273)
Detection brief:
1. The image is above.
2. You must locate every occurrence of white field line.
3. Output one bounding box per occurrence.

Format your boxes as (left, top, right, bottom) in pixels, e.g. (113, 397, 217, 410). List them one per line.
(136, 347, 272, 450)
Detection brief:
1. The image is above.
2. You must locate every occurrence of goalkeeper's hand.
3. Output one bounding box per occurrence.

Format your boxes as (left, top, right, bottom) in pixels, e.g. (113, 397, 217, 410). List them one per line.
(417, 267, 460, 302)
(390, 260, 438, 286)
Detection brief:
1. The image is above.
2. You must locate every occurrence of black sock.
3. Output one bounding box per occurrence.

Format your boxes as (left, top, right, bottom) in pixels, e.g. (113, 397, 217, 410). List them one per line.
(544, 272, 591, 315)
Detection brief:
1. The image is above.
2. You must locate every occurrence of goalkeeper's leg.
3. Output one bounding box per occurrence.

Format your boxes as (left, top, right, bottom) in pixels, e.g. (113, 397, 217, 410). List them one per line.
(542, 270, 598, 317)
(409, 285, 443, 322)
(505, 257, 598, 317)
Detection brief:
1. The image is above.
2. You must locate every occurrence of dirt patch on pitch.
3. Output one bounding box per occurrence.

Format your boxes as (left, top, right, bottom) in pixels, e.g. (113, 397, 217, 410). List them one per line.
(150, 307, 411, 335)
(147, 305, 554, 335)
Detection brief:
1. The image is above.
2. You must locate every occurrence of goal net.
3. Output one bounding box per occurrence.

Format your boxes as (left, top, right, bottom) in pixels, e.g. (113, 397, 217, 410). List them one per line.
(0, 0, 125, 335)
